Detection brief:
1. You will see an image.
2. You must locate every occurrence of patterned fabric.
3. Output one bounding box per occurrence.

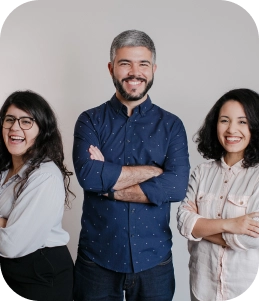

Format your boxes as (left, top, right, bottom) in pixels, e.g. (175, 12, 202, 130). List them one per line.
(73, 94, 190, 273)
(177, 158, 259, 301)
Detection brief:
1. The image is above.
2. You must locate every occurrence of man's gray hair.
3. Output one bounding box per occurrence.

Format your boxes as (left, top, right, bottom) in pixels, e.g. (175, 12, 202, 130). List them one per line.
(110, 30, 156, 64)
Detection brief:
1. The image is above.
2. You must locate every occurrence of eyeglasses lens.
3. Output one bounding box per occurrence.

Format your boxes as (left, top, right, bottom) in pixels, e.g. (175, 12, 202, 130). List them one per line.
(2, 117, 33, 130)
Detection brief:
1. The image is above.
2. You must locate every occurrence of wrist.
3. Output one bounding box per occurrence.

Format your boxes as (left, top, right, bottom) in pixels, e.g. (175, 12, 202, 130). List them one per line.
(108, 191, 115, 200)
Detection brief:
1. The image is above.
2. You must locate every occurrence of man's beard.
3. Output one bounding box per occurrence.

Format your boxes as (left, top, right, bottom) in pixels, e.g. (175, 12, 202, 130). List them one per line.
(112, 75, 154, 101)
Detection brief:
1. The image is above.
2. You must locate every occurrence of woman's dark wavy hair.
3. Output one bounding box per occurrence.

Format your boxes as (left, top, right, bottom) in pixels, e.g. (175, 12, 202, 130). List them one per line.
(0, 90, 74, 207)
(194, 88, 259, 168)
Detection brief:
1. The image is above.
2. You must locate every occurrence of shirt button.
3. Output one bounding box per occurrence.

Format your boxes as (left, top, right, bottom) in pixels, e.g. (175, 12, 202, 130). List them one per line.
(220, 196, 223, 199)
(240, 201, 244, 205)
(229, 168, 231, 171)
(131, 209, 135, 213)
(224, 181, 228, 183)
(218, 213, 221, 217)
(127, 140, 130, 143)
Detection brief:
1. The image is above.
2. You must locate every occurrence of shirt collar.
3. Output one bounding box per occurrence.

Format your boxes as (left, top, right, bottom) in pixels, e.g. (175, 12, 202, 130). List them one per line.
(220, 157, 243, 175)
(110, 94, 153, 116)
(17, 163, 29, 178)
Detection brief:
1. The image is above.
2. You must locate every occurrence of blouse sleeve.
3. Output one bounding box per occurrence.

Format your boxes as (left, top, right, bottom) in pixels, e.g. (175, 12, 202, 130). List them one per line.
(177, 165, 203, 241)
(0, 171, 66, 258)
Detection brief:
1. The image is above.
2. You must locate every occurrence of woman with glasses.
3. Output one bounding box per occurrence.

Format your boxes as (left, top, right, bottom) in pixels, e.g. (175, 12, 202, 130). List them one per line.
(177, 89, 259, 301)
(0, 91, 74, 301)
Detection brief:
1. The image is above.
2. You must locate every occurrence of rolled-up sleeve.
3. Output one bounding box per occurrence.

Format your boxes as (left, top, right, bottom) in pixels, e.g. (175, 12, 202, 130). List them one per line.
(73, 112, 122, 193)
(139, 119, 190, 206)
(177, 166, 203, 241)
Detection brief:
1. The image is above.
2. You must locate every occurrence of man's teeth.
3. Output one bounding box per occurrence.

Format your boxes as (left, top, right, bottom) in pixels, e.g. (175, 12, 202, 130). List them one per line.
(226, 137, 241, 141)
(10, 136, 25, 141)
(128, 81, 140, 85)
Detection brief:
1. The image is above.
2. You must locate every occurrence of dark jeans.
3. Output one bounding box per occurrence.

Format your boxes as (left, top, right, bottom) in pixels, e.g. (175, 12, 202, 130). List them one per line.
(74, 251, 175, 301)
(0, 246, 74, 301)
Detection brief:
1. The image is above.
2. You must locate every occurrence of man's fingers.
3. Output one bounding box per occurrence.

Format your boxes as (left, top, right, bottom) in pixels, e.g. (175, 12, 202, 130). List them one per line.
(89, 145, 104, 161)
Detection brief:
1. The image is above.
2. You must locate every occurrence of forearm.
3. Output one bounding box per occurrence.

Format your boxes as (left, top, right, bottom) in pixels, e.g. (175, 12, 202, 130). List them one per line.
(192, 213, 259, 239)
(113, 165, 163, 191)
(203, 233, 228, 247)
(114, 184, 150, 203)
(192, 218, 225, 238)
(0, 217, 7, 228)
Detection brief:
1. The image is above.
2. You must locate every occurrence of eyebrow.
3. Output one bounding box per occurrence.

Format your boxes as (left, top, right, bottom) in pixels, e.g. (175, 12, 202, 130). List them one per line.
(5, 114, 32, 118)
(117, 59, 151, 64)
(219, 115, 247, 119)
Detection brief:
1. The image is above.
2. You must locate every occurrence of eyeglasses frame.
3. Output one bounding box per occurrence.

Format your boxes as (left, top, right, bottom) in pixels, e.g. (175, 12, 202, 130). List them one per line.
(1, 115, 36, 130)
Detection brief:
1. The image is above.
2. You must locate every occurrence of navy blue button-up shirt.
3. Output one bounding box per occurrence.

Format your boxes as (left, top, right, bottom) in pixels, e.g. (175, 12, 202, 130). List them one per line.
(73, 94, 190, 273)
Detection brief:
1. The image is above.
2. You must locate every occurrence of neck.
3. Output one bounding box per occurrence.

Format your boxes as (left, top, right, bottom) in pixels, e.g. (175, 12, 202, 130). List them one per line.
(224, 153, 243, 167)
(115, 92, 147, 116)
(11, 156, 25, 173)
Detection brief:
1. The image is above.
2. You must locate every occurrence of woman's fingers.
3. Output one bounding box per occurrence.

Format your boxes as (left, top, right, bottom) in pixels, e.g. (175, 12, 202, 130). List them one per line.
(183, 201, 198, 213)
(224, 212, 259, 236)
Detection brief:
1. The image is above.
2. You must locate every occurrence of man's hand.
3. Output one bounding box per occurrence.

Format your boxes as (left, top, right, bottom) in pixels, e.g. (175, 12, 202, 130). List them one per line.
(89, 145, 104, 161)
(0, 217, 7, 228)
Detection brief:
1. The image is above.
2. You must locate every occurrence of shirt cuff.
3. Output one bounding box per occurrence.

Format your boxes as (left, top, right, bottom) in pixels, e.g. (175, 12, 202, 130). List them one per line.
(139, 178, 167, 206)
(102, 162, 122, 192)
(179, 213, 203, 241)
(222, 233, 247, 251)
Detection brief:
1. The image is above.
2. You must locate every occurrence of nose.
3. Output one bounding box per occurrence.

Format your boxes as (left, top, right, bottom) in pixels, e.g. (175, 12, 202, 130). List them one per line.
(128, 63, 141, 77)
(226, 122, 237, 134)
(10, 119, 20, 130)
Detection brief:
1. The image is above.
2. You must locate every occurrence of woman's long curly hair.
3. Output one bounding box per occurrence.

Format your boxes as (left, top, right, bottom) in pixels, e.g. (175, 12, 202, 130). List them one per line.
(0, 90, 74, 207)
(194, 88, 259, 168)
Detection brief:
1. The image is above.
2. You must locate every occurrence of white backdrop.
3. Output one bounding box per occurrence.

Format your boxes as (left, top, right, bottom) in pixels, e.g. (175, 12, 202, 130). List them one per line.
(0, 1, 259, 300)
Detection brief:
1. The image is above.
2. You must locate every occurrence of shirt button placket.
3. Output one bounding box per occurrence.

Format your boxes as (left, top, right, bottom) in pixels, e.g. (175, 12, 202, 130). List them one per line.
(125, 117, 133, 165)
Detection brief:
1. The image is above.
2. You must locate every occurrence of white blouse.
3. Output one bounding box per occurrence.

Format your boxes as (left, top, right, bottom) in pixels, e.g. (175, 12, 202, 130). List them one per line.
(177, 158, 259, 301)
(0, 161, 69, 258)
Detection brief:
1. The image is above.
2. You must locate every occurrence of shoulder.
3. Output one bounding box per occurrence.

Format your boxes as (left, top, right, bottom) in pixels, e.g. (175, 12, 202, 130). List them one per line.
(151, 104, 182, 122)
(245, 164, 259, 180)
(78, 102, 110, 121)
(28, 161, 63, 184)
(192, 160, 219, 174)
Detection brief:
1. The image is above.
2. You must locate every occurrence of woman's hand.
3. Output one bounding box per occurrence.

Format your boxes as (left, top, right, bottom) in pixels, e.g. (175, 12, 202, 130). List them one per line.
(184, 201, 198, 214)
(89, 145, 104, 161)
(0, 217, 7, 228)
(223, 212, 259, 237)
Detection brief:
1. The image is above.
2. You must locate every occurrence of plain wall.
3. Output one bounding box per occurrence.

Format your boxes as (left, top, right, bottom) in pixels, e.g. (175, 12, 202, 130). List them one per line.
(0, 1, 259, 300)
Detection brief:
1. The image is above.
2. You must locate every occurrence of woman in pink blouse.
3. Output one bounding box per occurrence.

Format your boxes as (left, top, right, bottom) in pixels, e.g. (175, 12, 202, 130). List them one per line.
(177, 88, 259, 301)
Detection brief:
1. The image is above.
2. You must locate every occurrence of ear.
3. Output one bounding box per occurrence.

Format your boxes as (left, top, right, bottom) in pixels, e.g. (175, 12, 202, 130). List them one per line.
(152, 64, 157, 74)
(108, 62, 113, 76)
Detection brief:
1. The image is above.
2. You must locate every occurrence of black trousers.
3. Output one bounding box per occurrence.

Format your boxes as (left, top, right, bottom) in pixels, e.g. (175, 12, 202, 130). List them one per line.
(0, 245, 73, 301)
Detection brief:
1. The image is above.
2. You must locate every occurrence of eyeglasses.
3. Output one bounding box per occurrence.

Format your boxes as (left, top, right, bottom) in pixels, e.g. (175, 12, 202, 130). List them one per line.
(1, 115, 35, 130)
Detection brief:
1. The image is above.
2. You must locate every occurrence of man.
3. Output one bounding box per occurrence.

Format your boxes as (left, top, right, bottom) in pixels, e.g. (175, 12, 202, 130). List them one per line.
(73, 29, 190, 301)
